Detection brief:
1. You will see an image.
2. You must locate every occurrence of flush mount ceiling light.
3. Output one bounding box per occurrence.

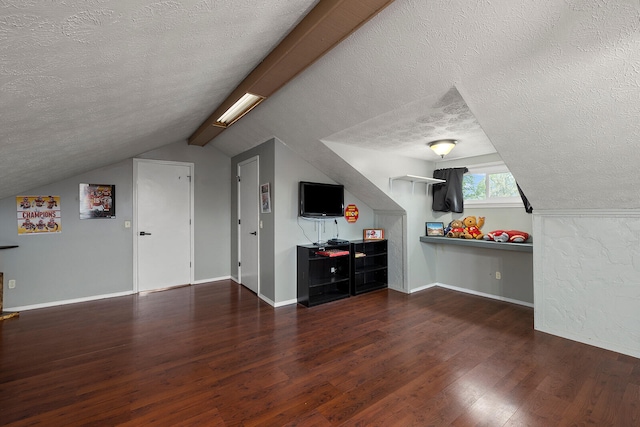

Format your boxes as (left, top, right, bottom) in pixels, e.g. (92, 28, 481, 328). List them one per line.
(427, 139, 457, 158)
(215, 93, 266, 128)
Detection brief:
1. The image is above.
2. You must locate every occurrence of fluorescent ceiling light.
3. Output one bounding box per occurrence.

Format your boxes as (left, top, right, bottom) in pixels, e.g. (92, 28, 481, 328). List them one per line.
(215, 93, 265, 127)
(427, 139, 457, 158)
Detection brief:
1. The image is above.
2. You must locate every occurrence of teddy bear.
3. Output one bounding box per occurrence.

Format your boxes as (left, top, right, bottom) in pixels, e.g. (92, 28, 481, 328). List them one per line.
(462, 216, 485, 239)
(446, 219, 465, 238)
(483, 230, 529, 243)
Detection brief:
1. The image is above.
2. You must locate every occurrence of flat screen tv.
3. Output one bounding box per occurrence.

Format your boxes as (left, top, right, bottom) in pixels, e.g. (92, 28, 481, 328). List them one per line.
(299, 181, 344, 218)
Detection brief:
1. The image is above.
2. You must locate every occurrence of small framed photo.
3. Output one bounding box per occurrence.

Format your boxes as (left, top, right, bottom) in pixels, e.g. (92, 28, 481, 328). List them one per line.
(260, 183, 271, 213)
(426, 222, 444, 236)
(364, 228, 384, 240)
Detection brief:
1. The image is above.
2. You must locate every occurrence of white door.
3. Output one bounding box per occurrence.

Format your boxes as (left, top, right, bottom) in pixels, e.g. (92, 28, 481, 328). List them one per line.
(135, 160, 193, 292)
(238, 157, 259, 294)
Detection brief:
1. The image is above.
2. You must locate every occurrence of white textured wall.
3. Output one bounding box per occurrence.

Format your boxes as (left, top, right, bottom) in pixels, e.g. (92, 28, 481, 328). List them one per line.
(534, 212, 640, 358)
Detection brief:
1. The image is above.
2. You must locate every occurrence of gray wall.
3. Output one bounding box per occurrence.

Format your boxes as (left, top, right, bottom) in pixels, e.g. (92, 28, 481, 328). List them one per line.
(1, 140, 231, 309)
(432, 244, 533, 304)
(273, 140, 374, 303)
(0, 160, 134, 308)
(231, 138, 375, 305)
(138, 141, 231, 280)
(427, 207, 533, 305)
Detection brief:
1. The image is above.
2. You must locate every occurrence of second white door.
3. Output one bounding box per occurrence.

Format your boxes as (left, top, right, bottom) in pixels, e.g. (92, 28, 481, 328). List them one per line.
(239, 157, 259, 294)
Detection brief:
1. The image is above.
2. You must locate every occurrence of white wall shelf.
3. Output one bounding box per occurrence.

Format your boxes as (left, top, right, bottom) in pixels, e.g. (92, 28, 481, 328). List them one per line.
(389, 175, 445, 194)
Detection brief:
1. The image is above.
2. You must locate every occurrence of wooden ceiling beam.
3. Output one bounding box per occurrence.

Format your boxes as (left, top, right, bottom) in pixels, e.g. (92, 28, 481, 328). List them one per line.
(188, 0, 395, 147)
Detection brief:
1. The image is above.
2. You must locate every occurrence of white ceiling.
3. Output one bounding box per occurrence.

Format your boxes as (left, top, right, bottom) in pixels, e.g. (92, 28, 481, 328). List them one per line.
(322, 87, 496, 161)
(2, 0, 640, 211)
(0, 0, 318, 199)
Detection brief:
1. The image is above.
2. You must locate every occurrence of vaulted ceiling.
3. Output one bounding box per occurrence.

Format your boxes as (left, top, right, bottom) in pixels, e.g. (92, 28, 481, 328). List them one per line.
(2, 0, 640, 210)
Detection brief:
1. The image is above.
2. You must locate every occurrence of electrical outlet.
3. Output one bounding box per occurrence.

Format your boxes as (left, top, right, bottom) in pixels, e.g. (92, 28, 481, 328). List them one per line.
(8, 279, 16, 289)
(495, 271, 501, 280)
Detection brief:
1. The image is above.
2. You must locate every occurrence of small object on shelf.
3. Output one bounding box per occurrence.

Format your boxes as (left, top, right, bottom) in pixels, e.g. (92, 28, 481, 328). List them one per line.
(426, 222, 445, 236)
(316, 249, 350, 257)
(363, 228, 384, 240)
(354, 252, 366, 258)
(445, 219, 465, 238)
(462, 216, 485, 240)
(483, 230, 530, 243)
(327, 238, 349, 245)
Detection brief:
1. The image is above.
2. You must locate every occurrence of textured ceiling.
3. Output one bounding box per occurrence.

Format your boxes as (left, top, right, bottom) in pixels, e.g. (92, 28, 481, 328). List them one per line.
(2, 0, 640, 212)
(322, 86, 496, 161)
(0, 0, 318, 199)
(211, 0, 640, 211)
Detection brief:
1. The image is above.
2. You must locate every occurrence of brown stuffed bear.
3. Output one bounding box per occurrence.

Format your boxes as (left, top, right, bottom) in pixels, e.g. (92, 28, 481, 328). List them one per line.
(462, 216, 485, 239)
(446, 219, 465, 238)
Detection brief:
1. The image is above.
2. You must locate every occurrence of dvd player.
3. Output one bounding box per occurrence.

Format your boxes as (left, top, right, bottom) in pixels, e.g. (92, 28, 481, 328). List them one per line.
(327, 238, 349, 245)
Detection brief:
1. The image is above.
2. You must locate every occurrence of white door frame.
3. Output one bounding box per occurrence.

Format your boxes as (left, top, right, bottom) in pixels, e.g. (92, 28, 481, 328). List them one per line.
(133, 158, 195, 293)
(237, 156, 260, 295)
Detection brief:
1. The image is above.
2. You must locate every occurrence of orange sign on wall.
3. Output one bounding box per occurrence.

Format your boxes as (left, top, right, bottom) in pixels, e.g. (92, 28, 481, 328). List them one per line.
(344, 204, 359, 223)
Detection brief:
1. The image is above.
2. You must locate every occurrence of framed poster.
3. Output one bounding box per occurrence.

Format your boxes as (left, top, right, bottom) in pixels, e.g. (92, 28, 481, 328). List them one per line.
(261, 183, 271, 213)
(426, 222, 445, 236)
(79, 184, 115, 219)
(17, 195, 61, 234)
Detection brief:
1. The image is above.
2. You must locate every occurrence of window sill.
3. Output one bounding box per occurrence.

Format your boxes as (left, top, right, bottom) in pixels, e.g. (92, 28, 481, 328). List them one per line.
(420, 236, 532, 253)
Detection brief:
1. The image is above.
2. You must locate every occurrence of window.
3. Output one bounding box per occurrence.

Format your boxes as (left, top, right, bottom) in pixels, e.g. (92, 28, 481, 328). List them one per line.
(463, 163, 521, 207)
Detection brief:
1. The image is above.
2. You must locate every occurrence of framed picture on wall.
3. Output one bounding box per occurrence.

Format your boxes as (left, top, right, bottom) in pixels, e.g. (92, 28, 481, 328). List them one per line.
(79, 184, 115, 219)
(426, 222, 444, 236)
(260, 183, 271, 213)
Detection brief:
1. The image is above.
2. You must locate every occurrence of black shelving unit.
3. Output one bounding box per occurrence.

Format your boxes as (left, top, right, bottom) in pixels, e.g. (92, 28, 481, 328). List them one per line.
(350, 239, 388, 295)
(297, 244, 351, 307)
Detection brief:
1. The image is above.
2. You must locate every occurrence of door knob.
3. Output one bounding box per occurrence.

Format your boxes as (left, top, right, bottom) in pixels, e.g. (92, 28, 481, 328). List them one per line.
(139, 231, 152, 236)
(250, 231, 257, 235)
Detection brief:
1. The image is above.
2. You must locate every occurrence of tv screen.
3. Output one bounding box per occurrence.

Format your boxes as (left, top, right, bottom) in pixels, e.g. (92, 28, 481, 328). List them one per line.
(299, 181, 344, 218)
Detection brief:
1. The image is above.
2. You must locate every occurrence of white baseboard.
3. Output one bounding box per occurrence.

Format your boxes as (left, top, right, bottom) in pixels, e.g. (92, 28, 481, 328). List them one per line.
(408, 283, 437, 294)
(6, 282, 532, 313)
(192, 276, 231, 285)
(431, 282, 533, 308)
(274, 298, 297, 307)
(258, 294, 297, 308)
(6, 290, 136, 312)
(259, 294, 275, 306)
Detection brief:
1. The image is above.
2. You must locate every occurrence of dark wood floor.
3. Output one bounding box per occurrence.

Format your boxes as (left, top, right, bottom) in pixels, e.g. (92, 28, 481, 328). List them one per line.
(1, 281, 638, 426)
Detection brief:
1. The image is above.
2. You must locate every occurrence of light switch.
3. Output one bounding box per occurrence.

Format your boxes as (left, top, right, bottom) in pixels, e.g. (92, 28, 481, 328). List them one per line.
(124, 221, 131, 229)
(260, 220, 263, 229)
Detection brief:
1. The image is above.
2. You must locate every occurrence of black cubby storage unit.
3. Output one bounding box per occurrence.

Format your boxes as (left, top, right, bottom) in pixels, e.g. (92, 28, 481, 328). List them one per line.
(350, 239, 388, 295)
(297, 244, 351, 307)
